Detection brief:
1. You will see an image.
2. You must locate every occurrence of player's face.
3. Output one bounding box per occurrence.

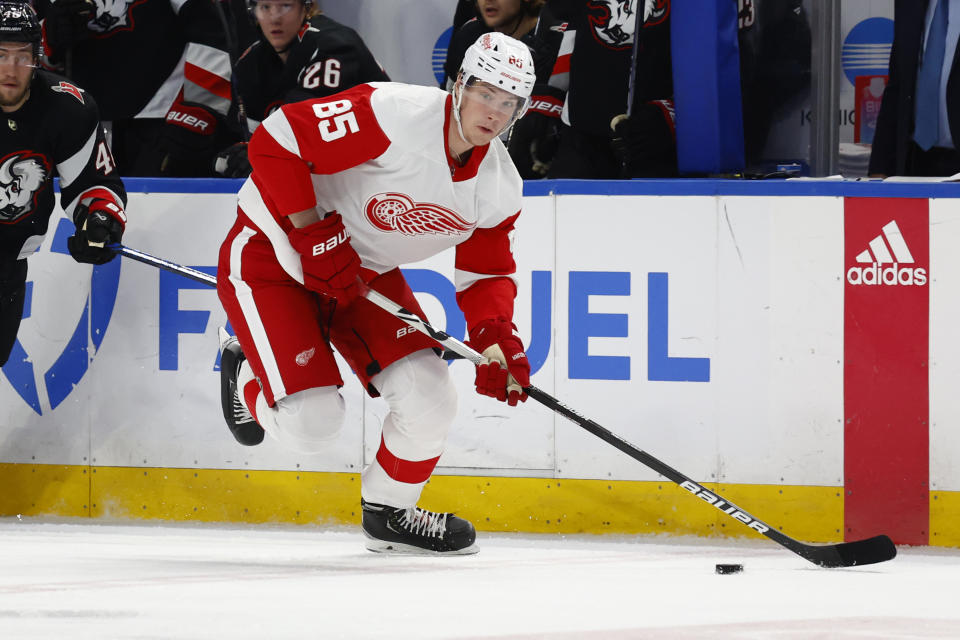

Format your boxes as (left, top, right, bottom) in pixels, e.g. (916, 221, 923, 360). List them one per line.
(0, 42, 34, 112)
(477, 0, 525, 30)
(255, 0, 307, 52)
(459, 81, 523, 145)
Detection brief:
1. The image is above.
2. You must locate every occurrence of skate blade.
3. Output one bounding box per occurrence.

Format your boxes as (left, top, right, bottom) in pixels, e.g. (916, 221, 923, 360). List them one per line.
(363, 534, 479, 556)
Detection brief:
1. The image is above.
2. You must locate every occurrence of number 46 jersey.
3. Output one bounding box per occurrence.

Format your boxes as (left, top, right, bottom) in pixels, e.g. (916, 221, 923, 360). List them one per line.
(1, 71, 126, 261)
(236, 82, 525, 324)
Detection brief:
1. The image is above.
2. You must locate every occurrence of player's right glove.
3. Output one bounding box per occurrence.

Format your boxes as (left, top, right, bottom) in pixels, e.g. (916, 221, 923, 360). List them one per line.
(213, 142, 252, 178)
(68, 198, 126, 265)
(468, 319, 530, 407)
(287, 213, 362, 304)
(43, 0, 95, 58)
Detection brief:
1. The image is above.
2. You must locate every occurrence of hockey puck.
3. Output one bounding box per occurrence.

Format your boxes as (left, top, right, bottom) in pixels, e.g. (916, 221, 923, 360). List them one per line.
(715, 563, 743, 574)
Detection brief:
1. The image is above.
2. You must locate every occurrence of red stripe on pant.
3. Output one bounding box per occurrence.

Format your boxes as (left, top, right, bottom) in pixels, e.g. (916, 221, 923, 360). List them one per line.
(843, 197, 929, 545)
(375, 435, 441, 484)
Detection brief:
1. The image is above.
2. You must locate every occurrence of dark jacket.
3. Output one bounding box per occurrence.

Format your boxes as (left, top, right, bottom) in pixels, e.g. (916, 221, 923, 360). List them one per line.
(869, 0, 960, 176)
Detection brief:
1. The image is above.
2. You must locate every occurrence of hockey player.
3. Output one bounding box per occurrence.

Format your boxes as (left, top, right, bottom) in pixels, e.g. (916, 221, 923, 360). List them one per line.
(216, 32, 534, 554)
(0, 2, 126, 367)
(213, 0, 389, 178)
(37, 0, 236, 176)
(548, 0, 676, 178)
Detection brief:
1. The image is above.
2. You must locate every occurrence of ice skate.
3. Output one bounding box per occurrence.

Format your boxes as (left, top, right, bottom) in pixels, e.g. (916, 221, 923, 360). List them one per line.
(361, 499, 478, 555)
(219, 328, 265, 446)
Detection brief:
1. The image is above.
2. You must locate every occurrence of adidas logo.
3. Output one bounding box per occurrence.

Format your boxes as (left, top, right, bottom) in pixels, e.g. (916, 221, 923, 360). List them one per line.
(846, 220, 927, 286)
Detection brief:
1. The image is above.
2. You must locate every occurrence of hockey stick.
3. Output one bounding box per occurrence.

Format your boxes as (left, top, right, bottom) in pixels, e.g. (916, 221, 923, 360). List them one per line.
(110, 244, 217, 286)
(108, 244, 467, 361)
(108, 243, 897, 567)
(361, 288, 897, 569)
(625, 0, 646, 118)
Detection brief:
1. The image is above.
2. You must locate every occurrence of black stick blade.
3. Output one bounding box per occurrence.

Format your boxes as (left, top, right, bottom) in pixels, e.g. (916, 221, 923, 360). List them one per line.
(800, 534, 897, 568)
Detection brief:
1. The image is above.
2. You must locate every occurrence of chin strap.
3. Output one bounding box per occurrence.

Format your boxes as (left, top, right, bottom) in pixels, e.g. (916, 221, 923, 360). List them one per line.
(451, 78, 470, 146)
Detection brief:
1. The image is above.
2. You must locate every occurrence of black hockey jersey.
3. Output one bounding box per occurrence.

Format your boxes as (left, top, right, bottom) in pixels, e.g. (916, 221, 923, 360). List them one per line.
(37, 0, 229, 122)
(548, 0, 672, 136)
(442, 13, 561, 89)
(0, 71, 126, 261)
(234, 15, 389, 129)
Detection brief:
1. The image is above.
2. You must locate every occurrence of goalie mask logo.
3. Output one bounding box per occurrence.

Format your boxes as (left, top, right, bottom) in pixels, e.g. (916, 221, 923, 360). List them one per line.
(85, 0, 148, 35)
(588, 0, 669, 50)
(364, 192, 474, 237)
(0, 151, 49, 224)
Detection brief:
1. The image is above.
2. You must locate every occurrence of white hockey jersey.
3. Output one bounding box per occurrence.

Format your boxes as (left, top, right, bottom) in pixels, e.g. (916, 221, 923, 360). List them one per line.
(238, 82, 524, 325)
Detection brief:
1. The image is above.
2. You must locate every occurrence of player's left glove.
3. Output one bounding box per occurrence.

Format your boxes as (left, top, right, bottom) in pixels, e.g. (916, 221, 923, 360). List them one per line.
(468, 319, 530, 406)
(68, 198, 126, 265)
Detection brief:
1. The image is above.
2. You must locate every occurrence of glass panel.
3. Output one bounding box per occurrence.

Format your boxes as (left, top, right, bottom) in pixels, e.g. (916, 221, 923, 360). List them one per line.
(837, 0, 895, 177)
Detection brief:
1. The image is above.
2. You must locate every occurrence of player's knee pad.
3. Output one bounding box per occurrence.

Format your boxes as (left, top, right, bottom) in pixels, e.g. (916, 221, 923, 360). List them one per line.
(268, 386, 346, 453)
(374, 350, 458, 452)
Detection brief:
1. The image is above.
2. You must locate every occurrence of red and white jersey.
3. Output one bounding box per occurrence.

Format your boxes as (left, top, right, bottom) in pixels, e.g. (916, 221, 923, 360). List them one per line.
(238, 82, 524, 325)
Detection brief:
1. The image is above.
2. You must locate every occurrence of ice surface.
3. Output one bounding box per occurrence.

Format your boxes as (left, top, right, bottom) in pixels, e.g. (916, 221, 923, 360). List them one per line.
(0, 518, 957, 639)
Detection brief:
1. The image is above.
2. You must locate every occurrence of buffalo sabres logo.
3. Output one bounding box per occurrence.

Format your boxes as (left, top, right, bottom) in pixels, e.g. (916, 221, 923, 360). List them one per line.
(364, 193, 474, 236)
(0, 152, 49, 224)
(85, 0, 147, 34)
(588, 0, 669, 49)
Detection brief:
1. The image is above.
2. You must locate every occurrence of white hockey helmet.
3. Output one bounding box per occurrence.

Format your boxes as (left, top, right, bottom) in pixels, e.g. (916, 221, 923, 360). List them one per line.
(454, 32, 536, 137)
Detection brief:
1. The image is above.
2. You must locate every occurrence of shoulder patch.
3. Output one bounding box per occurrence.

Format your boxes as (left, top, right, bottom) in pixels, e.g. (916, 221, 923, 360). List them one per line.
(51, 81, 85, 104)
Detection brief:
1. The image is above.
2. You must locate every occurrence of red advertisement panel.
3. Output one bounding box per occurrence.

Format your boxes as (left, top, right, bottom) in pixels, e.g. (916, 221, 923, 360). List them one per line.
(844, 197, 929, 545)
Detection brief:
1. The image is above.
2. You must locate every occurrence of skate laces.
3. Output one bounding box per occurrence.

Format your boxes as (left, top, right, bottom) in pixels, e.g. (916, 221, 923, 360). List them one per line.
(232, 391, 254, 423)
(399, 507, 448, 539)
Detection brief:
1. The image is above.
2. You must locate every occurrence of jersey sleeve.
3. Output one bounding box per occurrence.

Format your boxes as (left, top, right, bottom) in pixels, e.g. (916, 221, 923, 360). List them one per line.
(454, 211, 520, 330)
(247, 83, 391, 218)
(55, 87, 127, 220)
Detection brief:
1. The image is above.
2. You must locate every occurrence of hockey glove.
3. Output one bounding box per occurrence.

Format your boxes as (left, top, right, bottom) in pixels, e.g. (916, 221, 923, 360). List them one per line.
(468, 319, 530, 406)
(213, 142, 252, 178)
(610, 100, 678, 178)
(508, 87, 564, 179)
(43, 0, 95, 58)
(288, 213, 362, 304)
(68, 198, 126, 265)
(157, 99, 222, 177)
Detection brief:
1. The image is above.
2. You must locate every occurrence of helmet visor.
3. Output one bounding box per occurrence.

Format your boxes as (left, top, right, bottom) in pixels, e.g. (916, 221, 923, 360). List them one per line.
(461, 76, 528, 122)
(0, 42, 37, 69)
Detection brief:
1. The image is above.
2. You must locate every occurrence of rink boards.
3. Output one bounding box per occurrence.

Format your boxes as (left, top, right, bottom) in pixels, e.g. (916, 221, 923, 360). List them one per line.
(0, 178, 957, 548)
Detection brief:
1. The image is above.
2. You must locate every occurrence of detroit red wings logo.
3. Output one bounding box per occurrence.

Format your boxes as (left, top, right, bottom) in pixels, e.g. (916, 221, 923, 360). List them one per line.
(588, 0, 669, 50)
(0, 151, 49, 224)
(364, 193, 474, 237)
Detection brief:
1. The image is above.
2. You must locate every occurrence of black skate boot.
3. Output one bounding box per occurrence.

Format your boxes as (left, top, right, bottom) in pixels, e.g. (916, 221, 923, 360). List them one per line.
(219, 328, 264, 446)
(361, 499, 478, 555)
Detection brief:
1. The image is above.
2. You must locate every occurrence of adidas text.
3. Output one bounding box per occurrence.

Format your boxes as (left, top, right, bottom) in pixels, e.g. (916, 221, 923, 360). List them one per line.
(312, 230, 348, 256)
(846, 264, 927, 286)
(679, 480, 770, 534)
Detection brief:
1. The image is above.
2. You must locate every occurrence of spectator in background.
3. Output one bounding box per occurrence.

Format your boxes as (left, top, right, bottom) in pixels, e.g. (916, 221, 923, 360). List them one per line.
(736, 0, 811, 172)
(443, 1, 565, 179)
(213, 0, 389, 178)
(452, 0, 481, 32)
(443, 1, 542, 92)
(37, 0, 237, 177)
(870, 0, 960, 177)
(552, 0, 676, 179)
